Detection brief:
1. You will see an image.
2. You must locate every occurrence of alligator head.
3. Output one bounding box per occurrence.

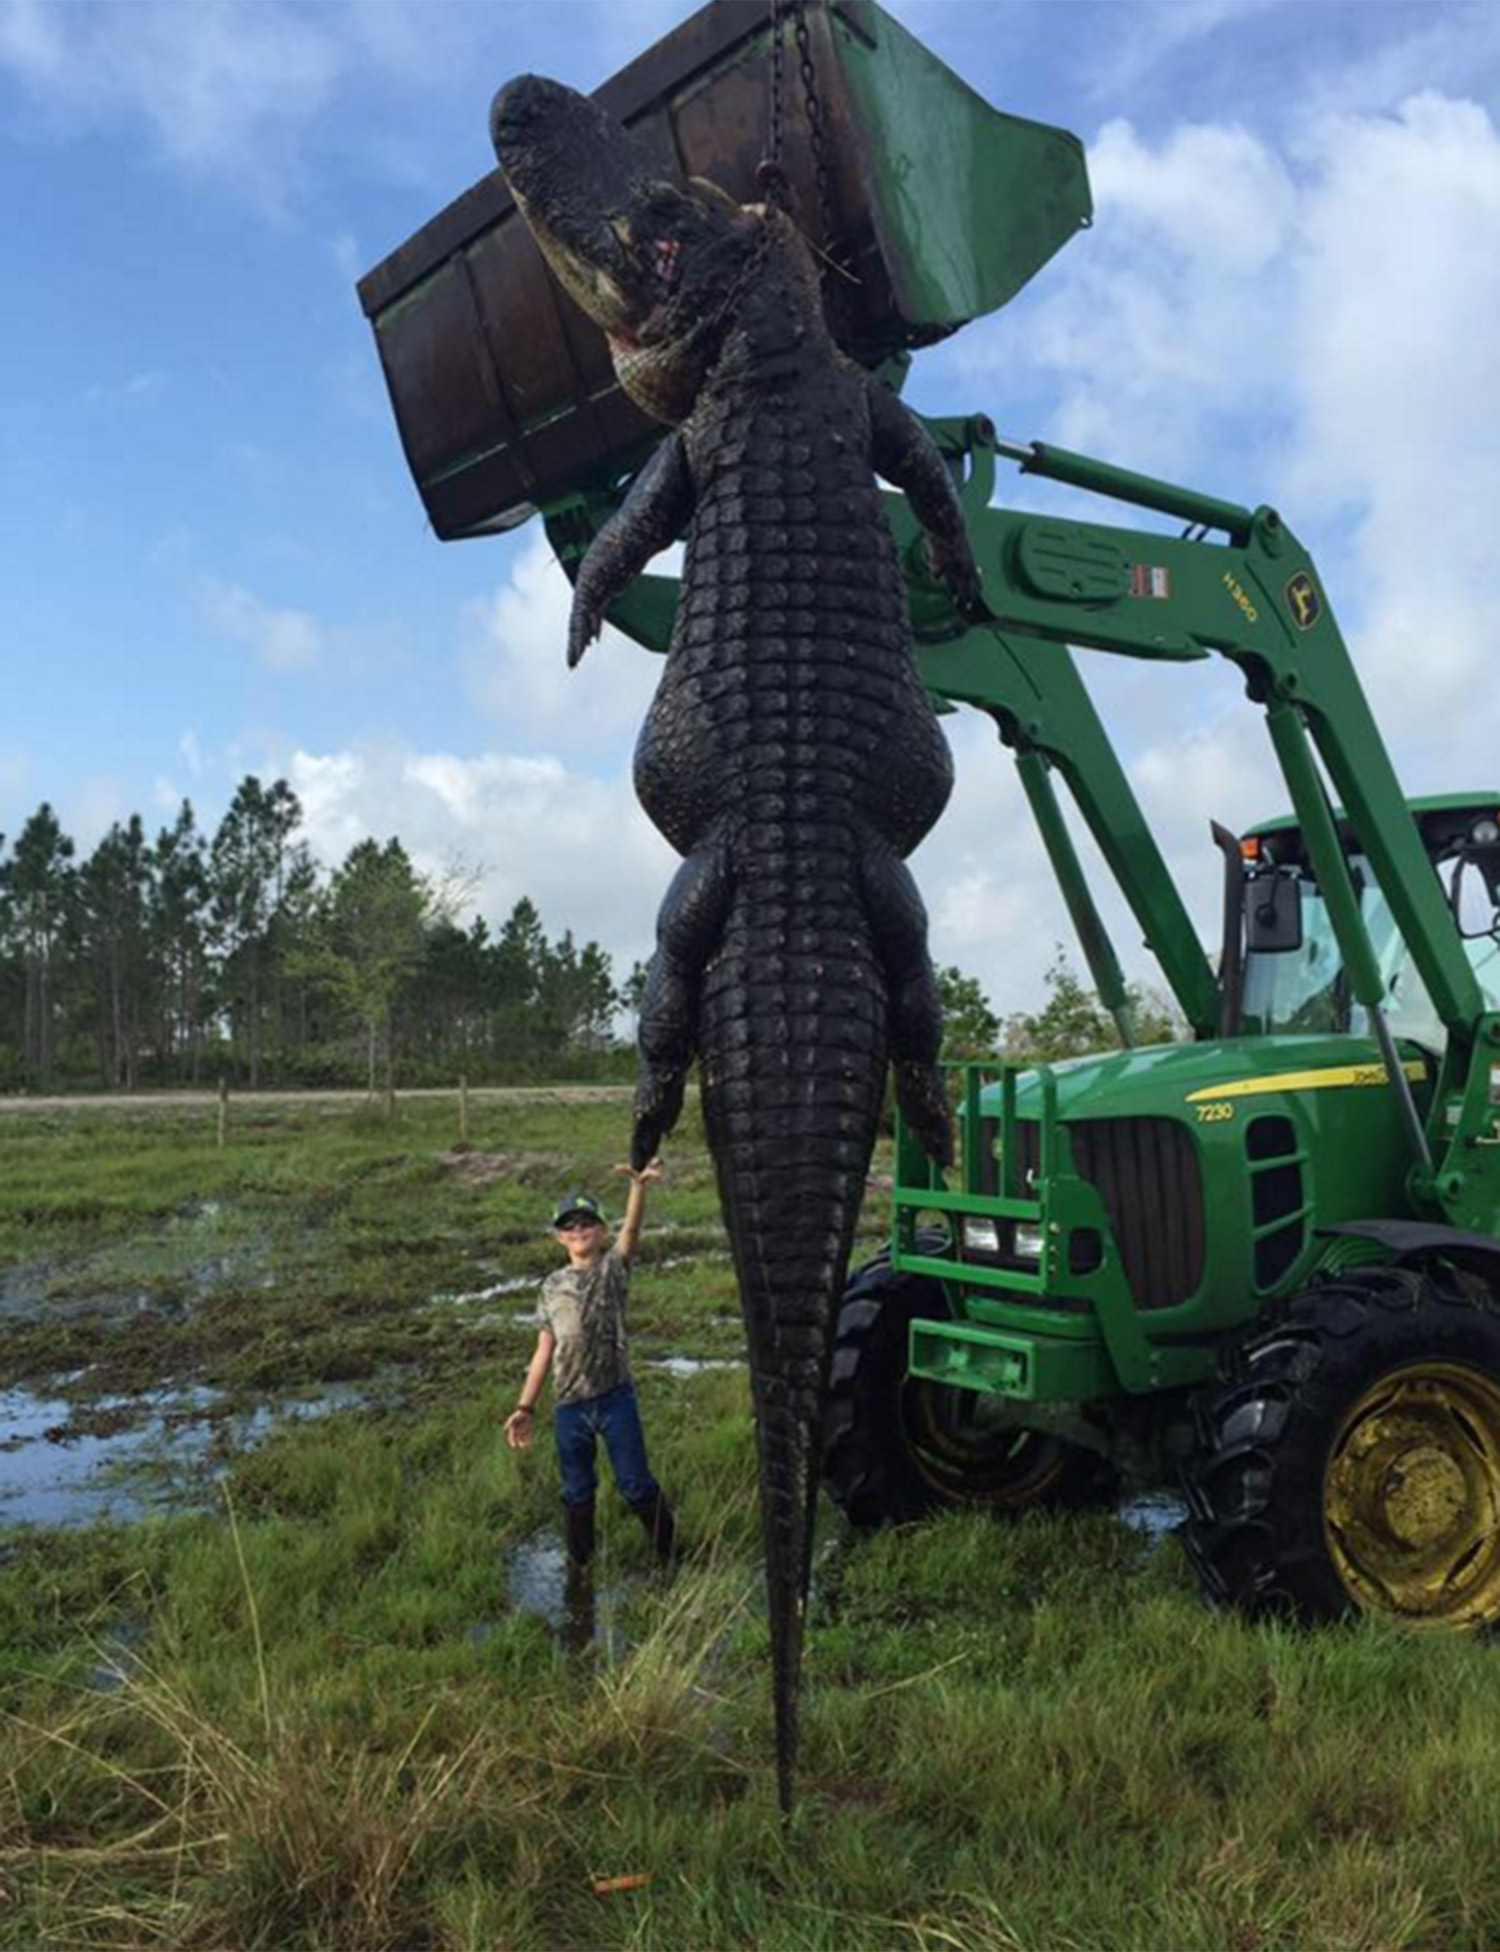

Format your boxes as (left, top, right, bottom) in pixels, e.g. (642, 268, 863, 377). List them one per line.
(491, 75, 769, 424)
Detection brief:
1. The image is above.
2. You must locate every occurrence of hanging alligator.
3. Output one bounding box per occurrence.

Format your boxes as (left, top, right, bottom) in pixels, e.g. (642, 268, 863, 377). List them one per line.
(491, 75, 982, 1813)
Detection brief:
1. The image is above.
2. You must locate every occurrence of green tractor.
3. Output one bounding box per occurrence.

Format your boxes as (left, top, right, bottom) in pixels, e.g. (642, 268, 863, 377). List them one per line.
(360, 0, 1500, 1626)
(818, 416, 1500, 1633)
(812, 414, 1500, 1630)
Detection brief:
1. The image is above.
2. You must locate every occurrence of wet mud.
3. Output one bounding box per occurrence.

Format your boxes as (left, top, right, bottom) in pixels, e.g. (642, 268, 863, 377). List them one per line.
(0, 1379, 373, 1526)
(499, 1528, 629, 1659)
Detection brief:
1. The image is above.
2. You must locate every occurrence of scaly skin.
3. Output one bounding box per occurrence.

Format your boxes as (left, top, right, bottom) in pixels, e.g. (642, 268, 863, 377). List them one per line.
(492, 77, 981, 1814)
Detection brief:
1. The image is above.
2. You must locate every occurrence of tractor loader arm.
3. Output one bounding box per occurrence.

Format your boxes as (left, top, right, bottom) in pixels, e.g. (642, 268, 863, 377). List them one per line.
(899, 423, 1497, 1227)
(540, 412, 1499, 1227)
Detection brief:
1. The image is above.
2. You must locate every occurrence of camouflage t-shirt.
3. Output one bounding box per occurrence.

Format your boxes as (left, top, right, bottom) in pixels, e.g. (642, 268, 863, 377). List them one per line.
(537, 1247, 633, 1406)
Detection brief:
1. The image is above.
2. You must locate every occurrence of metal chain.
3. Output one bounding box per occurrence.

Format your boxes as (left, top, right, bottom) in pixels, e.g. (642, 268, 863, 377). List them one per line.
(758, 0, 790, 210)
(757, 0, 852, 327)
(792, 4, 838, 268)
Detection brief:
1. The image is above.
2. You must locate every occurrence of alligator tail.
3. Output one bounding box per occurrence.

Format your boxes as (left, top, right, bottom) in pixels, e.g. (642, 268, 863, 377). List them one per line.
(696, 861, 891, 1815)
(631, 821, 950, 1812)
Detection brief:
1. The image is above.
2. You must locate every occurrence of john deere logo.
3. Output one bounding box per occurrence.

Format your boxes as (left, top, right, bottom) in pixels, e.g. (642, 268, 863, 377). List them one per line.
(1286, 572, 1321, 632)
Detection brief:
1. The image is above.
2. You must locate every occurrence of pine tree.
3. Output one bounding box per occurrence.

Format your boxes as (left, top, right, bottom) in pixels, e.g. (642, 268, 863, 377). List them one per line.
(0, 805, 76, 1083)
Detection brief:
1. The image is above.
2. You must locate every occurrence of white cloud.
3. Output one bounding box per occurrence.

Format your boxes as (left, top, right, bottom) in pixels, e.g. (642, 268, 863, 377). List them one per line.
(282, 741, 678, 971)
(924, 86, 1500, 1017)
(943, 115, 1299, 474)
(83, 369, 168, 408)
(0, 0, 340, 197)
(205, 582, 323, 674)
(1077, 0, 1295, 99)
(1288, 8, 1500, 132)
(1281, 93, 1500, 790)
(269, 720, 1115, 1024)
(0, 0, 699, 205)
(908, 707, 1268, 1018)
(462, 532, 668, 754)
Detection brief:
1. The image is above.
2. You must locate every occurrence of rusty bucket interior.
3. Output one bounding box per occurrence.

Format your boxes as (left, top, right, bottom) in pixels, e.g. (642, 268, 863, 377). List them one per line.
(357, 0, 1091, 543)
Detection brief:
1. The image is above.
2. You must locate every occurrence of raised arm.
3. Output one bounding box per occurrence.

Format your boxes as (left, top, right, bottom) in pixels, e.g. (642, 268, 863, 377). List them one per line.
(612, 1156, 663, 1262)
(568, 433, 694, 667)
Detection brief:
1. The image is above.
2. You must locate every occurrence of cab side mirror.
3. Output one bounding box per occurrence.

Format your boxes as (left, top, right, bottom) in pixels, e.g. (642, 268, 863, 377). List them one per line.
(1245, 868, 1303, 953)
(1451, 850, 1500, 941)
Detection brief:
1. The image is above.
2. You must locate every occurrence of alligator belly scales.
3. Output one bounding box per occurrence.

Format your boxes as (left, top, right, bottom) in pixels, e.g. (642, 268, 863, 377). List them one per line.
(493, 76, 979, 1812)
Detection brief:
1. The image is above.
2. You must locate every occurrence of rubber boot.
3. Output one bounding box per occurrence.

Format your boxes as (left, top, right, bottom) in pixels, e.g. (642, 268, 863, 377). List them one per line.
(628, 1487, 679, 1568)
(563, 1496, 596, 1570)
(561, 1497, 596, 1655)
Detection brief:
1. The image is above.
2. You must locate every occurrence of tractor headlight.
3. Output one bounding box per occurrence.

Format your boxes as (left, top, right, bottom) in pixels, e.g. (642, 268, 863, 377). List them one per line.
(1011, 1222, 1045, 1263)
(960, 1217, 1044, 1265)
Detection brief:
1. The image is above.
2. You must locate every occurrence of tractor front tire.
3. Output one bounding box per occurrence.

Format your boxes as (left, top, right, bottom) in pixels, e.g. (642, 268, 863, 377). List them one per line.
(822, 1247, 1114, 1530)
(1182, 1263, 1500, 1626)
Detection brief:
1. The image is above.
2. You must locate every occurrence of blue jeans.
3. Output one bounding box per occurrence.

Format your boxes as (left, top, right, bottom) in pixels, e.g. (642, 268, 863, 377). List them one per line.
(555, 1382, 659, 1508)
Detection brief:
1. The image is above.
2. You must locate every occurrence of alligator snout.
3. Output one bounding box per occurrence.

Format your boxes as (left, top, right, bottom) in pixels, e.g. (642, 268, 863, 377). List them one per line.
(491, 76, 661, 337)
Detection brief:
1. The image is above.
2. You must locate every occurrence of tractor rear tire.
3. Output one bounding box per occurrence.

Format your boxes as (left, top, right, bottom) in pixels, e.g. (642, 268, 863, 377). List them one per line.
(822, 1245, 1115, 1530)
(1182, 1262, 1500, 1625)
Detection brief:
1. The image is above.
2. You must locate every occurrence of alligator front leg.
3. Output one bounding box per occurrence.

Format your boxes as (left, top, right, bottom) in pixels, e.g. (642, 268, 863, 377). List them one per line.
(567, 432, 693, 667)
(867, 378, 986, 620)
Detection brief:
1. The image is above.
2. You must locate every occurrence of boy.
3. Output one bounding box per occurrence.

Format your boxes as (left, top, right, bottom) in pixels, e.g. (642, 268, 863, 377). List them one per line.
(504, 1158, 678, 1572)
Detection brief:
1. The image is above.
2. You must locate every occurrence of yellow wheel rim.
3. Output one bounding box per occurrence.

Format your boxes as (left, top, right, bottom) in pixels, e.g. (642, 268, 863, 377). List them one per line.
(1324, 1360, 1500, 1625)
(904, 1381, 1068, 1509)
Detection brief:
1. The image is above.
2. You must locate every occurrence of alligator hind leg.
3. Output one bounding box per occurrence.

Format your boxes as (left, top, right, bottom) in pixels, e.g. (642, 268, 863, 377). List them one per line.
(861, 850, 952, 1167)
(632, 840, 733, 1169)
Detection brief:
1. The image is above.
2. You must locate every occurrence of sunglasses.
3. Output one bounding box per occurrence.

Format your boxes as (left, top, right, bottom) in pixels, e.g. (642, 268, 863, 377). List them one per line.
(557, 1215, 601, 1233)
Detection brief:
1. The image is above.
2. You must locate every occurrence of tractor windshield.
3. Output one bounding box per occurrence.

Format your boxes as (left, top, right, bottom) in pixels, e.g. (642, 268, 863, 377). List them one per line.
(1242, 855, 1500, 1050)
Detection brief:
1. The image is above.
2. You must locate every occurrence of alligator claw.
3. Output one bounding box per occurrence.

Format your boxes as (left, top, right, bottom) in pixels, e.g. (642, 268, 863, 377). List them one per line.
(566, 608, 601, 668)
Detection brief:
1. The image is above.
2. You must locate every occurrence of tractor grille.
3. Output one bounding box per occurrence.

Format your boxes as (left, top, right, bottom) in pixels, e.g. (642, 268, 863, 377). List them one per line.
(1068, 1118, 1205, 1309)
(1247, 1114, 1306, 1290)
(976, 1113, 1204, 1310)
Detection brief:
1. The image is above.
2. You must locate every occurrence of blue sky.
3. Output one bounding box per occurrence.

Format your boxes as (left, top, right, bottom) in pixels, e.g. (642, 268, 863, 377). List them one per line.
(6, 0, 1500, 1012)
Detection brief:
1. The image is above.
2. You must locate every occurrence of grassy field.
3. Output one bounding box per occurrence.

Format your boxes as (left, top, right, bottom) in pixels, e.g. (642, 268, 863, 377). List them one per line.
(1, 1096, 1498, 1950)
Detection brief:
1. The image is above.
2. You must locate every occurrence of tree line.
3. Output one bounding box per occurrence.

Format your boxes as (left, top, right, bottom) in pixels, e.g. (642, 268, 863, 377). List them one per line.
(0, 779, 1180, 1095)
(0, 779, 631, 1092)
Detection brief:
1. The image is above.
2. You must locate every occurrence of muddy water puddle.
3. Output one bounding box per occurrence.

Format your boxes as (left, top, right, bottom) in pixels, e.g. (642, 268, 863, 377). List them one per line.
(430, 1274, 536, 1310)
(496, 1529, 628, 1658)
(0, 1202, 278, 1326)
(644, 1355, 744, 1378)
(1117, 1488, 1187, 1538)
(0, 1381, 372, 1528)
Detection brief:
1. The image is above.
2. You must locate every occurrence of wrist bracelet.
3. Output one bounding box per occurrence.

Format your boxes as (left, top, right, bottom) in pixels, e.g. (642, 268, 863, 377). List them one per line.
(514, 1403, 534, 1415)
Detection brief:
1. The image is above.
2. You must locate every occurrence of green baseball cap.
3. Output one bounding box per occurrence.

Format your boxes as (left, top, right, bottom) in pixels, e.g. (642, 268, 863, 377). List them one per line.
(550, 1191, 605, 1229)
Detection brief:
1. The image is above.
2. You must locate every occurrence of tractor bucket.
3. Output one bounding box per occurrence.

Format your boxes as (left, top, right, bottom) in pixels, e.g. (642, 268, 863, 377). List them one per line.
(357, 0, 1090, 540)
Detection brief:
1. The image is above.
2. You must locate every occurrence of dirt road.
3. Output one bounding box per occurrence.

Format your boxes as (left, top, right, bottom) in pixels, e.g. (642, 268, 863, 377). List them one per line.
(0, 1085, 637, 1116)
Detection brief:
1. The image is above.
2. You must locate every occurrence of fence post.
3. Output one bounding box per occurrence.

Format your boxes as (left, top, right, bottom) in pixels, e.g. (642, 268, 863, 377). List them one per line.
(459, 1073, 470, 1145)
(217, 1076, 229, 1150)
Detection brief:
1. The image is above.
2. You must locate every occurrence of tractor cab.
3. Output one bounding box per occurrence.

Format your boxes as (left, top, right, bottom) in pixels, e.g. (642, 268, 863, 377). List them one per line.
(1240, 795, 1500, 1052)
